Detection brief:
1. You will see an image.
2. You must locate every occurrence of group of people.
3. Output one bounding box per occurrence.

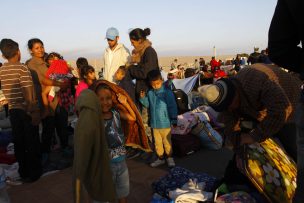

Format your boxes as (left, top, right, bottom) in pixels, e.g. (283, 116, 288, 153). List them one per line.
(0, 0, 304, 201)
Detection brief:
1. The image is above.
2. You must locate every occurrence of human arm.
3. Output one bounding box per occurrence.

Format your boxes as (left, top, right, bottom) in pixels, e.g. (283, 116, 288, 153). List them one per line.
(128, 47, 159, 80)
(166, 90, 178, 125)
(116, 93, 136, 121)
(139, 90, 149, 108)
(268, 0, 304, 73)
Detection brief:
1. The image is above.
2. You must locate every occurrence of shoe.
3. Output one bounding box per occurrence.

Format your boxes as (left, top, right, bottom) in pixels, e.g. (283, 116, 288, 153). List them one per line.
(126, 149, 141, 160)
(150, 158, 166, 167)
(167, 157, 175, 168)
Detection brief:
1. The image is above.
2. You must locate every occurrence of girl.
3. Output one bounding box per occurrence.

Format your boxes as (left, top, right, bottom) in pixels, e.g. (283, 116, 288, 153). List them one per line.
(95, 83, 136, 203)
(75, 65, 96, 103)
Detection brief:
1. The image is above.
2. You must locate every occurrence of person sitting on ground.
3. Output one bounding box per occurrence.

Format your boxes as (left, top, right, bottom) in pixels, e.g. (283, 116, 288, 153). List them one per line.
(140, 69, 178, 168)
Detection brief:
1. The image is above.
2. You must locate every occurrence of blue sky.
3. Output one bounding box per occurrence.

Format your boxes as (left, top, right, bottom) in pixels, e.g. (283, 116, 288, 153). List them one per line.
(0, 0, 277, 62)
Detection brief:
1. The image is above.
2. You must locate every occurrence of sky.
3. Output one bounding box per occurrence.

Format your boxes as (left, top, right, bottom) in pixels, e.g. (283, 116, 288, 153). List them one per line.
(0, 0, 277, 63)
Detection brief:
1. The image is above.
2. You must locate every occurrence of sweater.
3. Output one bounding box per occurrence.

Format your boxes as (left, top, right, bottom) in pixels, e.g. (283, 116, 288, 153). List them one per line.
(140, 85, 178, 128)
(73, 89, 115, 202)
(103, 43, 130, 83)
(128, 46, 160, 96)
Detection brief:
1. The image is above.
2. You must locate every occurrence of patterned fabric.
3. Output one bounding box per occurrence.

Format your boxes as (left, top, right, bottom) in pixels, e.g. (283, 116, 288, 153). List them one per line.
(104, 109, 126, 162)
(216, 191, 256, 203)
(58, 88, 74, 112)
(152, 166, 218, 198)
(242, 138, 297, 203)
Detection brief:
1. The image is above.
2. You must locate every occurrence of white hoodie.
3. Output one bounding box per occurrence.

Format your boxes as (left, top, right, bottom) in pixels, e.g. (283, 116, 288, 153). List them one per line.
(103, 43, 130, 83)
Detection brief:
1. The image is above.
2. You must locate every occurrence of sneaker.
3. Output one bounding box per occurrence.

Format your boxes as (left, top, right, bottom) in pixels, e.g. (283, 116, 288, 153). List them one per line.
(167, 157, 175, 168)
(150, 158, 166, 167)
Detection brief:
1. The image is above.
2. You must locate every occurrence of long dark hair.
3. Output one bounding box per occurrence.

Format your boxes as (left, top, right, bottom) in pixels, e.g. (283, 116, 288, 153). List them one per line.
(129, 28, 151, 41)
(80, 65, 95, 83)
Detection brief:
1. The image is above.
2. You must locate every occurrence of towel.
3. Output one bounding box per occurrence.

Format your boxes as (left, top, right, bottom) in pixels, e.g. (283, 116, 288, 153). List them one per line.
(91, 80, 151, 152)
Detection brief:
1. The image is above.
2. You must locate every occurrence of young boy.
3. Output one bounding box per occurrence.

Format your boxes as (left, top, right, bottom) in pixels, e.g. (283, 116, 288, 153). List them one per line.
(140, 69, 178, 168)
(114, 66, 136, 104)
(0, 39, 42, 182)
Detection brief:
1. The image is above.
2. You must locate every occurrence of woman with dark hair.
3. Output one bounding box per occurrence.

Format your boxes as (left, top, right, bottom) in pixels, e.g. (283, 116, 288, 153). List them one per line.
(128, 28, 159, 99)
(75, 65, 96, 103)
(26, 38, 69, 166)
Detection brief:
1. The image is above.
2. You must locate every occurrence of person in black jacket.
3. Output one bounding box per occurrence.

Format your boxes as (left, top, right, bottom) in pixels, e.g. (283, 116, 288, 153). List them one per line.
(268, 0, 304, 202)
(128, 28, 160, 100)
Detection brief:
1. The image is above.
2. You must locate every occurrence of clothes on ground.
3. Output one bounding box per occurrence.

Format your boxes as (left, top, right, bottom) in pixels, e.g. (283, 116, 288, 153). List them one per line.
(152, 166, 218, 198)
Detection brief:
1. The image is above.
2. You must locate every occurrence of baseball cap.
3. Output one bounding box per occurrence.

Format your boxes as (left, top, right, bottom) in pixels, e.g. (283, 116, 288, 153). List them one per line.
(106, 27, 119, 40)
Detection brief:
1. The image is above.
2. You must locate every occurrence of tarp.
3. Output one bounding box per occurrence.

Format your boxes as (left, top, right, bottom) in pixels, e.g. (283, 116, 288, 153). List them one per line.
(172, 74, 199, 94)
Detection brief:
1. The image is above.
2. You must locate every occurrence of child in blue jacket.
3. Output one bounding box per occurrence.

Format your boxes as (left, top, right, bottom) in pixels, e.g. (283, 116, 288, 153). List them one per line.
(140, 69, 178, 168)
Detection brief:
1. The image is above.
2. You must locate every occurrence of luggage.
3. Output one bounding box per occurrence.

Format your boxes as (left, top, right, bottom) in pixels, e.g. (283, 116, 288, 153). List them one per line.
(171, 134, 201, 157)
(171, 112, 198, 135)
(173, 89, 189, 115)
(191, 121, 223, 150)
(240, 138, 297, 203)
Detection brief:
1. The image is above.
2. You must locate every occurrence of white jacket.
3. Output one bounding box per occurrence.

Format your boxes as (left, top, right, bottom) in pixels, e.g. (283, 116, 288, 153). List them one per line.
(103, 43, 130, 83)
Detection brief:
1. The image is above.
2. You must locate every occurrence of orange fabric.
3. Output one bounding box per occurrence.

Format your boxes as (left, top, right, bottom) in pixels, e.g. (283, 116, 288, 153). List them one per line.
(91, 80, 151, 152)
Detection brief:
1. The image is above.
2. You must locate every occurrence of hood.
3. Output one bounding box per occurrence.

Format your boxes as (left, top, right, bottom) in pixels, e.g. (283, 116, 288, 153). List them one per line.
(105, 43, 125, 53)
(76, 89, 101, 114)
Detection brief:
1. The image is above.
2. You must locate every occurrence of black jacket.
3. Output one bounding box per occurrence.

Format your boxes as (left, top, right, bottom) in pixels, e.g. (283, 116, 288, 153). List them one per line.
(128, 46, 159, 96)
(268, 0, 304, 73)
(118, 71, 136, 103)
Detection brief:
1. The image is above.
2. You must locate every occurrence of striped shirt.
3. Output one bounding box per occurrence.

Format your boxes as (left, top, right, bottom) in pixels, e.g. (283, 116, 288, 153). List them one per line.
(0, 62, 36, 111)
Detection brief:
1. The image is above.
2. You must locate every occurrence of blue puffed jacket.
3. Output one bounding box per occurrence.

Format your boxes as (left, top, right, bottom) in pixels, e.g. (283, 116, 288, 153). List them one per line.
(140, 85, 178, 129)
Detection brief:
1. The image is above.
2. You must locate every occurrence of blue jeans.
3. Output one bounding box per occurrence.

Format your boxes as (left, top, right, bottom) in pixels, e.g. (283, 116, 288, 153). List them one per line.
(294, 103, 304, 202)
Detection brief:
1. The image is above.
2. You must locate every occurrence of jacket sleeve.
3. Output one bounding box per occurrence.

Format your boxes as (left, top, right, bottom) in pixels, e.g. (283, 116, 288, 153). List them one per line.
(139, 95, 149, 108)
(166, 90, 178, 125)
(268, 0, 303, 73)
(128, 47, 159, 80)
(249, 79, 291, 142)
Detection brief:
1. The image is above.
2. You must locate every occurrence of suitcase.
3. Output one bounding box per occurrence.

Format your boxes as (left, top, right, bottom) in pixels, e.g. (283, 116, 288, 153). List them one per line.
(171, 134, 201, 157)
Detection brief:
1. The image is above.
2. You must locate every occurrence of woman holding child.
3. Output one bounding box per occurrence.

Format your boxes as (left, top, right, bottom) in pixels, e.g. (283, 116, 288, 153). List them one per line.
(26, 38, 70, 165)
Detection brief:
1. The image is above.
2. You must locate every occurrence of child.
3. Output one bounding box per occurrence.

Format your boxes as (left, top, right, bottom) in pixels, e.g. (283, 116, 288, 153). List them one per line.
(95, 84, 136, 203)
(0, 39, 42, 182)
(41, 52, 73, 117)
(140, 69, 178, 168)
(74, 89, 115, 202)
(114, 66, 136, 103)
(75, 65, 96, 103)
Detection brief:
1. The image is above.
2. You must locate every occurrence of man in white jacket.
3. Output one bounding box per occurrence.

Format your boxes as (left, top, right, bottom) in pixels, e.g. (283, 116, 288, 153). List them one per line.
(103, 27, 130, 83)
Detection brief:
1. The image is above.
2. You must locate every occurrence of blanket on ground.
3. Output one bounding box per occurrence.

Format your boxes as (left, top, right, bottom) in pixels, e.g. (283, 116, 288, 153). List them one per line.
(91, 80, 151, 152)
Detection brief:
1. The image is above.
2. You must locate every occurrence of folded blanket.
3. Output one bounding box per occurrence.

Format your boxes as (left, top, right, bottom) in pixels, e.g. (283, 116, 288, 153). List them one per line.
(91, 80, 151, 152)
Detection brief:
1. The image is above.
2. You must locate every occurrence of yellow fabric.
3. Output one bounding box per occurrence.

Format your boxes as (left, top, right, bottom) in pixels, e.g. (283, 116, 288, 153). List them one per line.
(153, 128, 172, 157)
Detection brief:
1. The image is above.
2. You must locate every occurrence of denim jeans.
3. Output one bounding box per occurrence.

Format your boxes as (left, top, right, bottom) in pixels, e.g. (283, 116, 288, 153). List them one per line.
(293, 103, 304, 202)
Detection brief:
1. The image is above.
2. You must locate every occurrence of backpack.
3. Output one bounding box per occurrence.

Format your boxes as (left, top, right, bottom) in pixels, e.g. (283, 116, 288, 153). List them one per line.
(173, 89, 189, 115)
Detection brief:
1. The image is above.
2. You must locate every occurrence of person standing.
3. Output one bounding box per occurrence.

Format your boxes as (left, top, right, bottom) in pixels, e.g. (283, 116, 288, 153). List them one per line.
(127, 27, 160, 143)
(0, 39, 42, 182)
(26, 38, 69, 166)
(103, 27, 130, 84)
(268, 0, 304, 202)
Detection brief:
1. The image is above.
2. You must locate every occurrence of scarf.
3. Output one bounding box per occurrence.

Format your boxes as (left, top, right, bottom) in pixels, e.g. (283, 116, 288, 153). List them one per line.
(91, 80, 152, 152)
(131, 39, 152, 64)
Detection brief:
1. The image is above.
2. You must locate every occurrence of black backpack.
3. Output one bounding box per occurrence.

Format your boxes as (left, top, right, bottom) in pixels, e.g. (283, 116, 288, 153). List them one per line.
(173, 89, 189, 115)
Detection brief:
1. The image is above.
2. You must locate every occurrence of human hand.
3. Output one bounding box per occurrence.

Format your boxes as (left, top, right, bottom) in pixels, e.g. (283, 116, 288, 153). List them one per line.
(59, 81, 69, 90)
(140, 90, 145, 98)
(117, 93, 127, 105)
